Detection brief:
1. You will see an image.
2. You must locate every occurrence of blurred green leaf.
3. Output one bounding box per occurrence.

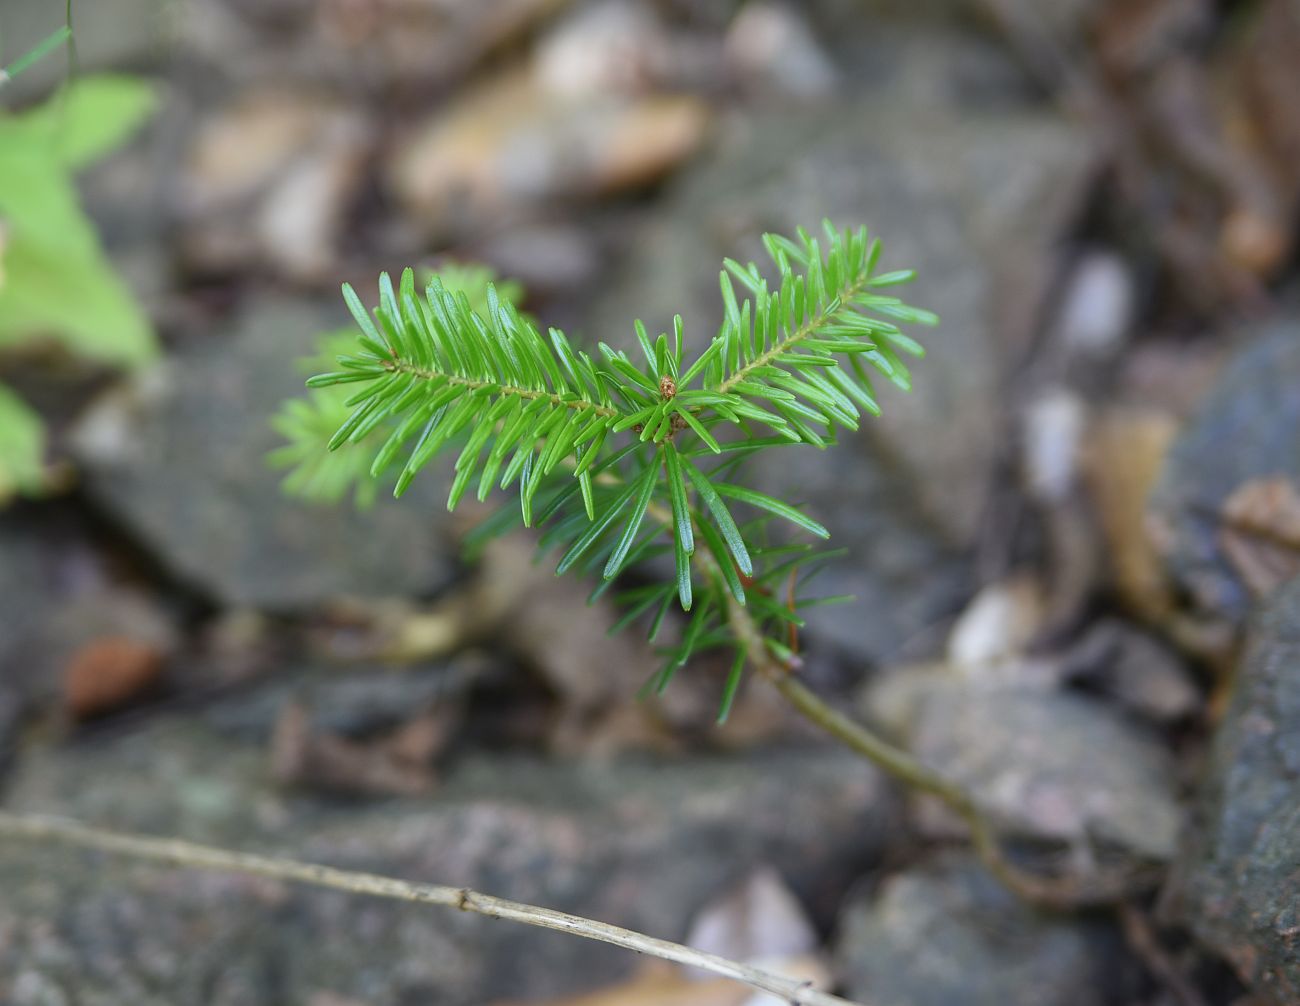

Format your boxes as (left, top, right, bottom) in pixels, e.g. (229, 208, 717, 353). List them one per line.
(3, 74, 157, 171)
(0, 75, 159, 366)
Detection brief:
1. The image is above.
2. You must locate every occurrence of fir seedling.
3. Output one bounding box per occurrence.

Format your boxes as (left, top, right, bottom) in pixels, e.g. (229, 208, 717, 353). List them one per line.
(290, 222, 933, 710)
(281, 222, 1149, 909)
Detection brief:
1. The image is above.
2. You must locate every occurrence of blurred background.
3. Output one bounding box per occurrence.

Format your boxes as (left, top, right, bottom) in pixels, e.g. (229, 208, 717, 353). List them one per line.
(1, 0, 1298, 1003)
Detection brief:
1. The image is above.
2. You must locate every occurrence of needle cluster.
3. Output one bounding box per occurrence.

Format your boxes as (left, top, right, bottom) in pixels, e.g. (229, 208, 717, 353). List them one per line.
(290, 221, 934, 713)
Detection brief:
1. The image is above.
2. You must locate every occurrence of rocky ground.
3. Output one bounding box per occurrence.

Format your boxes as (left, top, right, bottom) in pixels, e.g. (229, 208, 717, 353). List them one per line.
(1, 1, 1299, 1004)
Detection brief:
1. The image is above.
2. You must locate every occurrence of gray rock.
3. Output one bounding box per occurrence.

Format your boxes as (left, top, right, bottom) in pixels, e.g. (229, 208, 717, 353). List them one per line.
(0, 717, 895, 1005)
(0, 518, 58, 663)
(795, 0, 1039, 106)
(748, 444, 972, 663)
(724, 2, 839, 99)
(583, 86, 1093, 663)
(1149, 320, 1300, 625)
(178, 90, 372, 282)
(866, 673, 1183, 860)
(836, 855, 1134, 1006)
(0, 519, 76, 756)
(1163, 576, 1300, 1003)
(202, 659, 475, 741)
(179, 0, 567, 92)
(1062, 619, 1202, 724)
(71, 298, 455, 609)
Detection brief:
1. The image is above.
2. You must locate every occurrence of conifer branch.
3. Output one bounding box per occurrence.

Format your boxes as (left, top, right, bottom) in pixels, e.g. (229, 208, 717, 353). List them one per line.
(263, 217, 1146, 924)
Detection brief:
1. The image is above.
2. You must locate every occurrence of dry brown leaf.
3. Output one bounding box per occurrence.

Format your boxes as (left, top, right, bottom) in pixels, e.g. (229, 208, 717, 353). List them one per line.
(387, 70, 708, 228)
(1083, 407, 1178, 622)
(1219, 477, 1300, 598)
(589, 97, 710, 193)
(1212, 0, 1300, 278)
(63, 636, 165, 720)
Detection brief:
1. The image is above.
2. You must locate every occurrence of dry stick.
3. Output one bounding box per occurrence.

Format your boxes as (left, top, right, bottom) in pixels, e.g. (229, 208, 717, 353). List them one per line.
(0, 811, 862, 1006)
(1118, 901, 1211, 1006)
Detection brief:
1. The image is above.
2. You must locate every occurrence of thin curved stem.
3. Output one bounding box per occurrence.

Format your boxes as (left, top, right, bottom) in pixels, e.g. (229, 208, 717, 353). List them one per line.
(0, 811, 862, 1006)
(698, 548, 1148, 911)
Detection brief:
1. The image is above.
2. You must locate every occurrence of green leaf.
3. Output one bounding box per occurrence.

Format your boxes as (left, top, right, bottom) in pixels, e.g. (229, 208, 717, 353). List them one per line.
(678, 337, 723, 390)
(682, 457, 751, 577)
(341, 282, 387, 352)
(697, 520, 747, 605)
(714, 482, 829, 538)
(867, 269, 915, 287)
(663, 444, 694, 556)
(633, 319, 656, 370)
(602, 461, 658, 579)
(269, 389, 383, 509)
(0, 76, 159, 367)
(4, 75, 158, 172)
(658, 598, 715, 692)
(556, 478, 641, 575)
(717, 648, 747, 725)
(674, 404, 722, 453)
(663, 444, 694, 609)
(610, 584, 676, 635)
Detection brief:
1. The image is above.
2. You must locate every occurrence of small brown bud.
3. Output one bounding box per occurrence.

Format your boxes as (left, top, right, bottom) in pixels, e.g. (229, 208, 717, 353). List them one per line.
(659, 375, 677, 399)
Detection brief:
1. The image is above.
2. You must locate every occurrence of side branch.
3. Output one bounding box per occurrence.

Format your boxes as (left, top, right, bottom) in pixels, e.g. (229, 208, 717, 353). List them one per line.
(0, 811, 863, 1006)
(385, 358, 620, 418)
(715, 274, 870, 395)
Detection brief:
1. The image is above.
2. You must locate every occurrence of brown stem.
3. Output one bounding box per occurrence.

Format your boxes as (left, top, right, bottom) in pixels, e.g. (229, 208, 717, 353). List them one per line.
(699, 547, 1149, 910)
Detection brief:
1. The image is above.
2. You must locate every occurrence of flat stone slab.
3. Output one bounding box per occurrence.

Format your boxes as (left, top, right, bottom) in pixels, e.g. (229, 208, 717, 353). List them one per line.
(72, 297, 456, 609)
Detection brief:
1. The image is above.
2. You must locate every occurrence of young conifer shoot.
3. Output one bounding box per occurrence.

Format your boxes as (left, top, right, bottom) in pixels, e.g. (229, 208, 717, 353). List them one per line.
(0, 223, 1137, 972)
(300, 221, 933, 718)
(284, 222, 1152, 910)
